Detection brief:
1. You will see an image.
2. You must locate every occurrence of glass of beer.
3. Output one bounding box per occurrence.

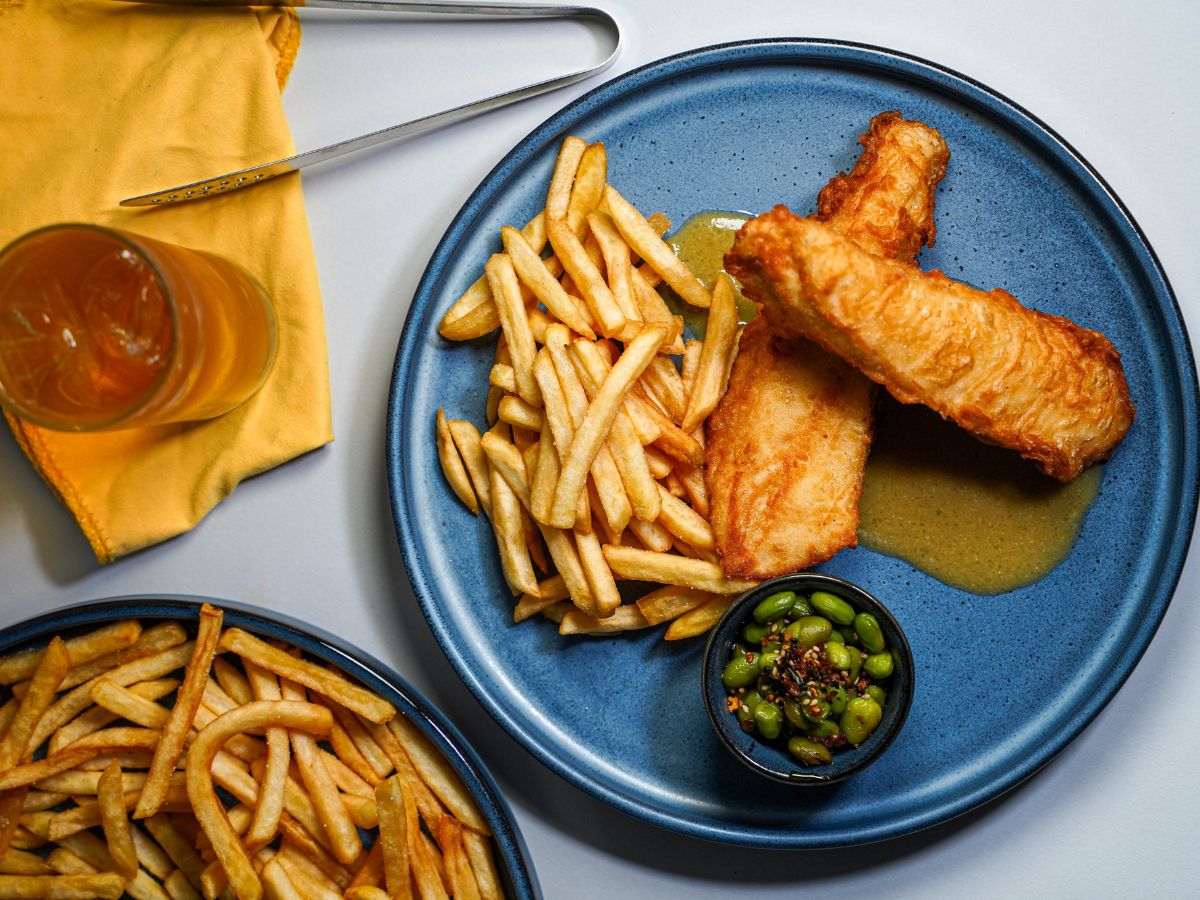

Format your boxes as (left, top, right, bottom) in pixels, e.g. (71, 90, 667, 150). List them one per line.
(0, 224, 277, 431)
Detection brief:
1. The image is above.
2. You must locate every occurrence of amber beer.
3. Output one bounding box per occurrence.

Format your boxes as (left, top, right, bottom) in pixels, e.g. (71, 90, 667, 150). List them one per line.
(0, 225, 276, 431)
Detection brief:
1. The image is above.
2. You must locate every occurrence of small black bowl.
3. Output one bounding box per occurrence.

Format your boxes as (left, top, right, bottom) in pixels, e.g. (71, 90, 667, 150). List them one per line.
(702, 573, 914, 785)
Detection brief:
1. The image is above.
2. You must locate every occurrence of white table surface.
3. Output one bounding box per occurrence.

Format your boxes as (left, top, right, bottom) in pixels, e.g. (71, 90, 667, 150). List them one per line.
(3, 1, 1198, 897)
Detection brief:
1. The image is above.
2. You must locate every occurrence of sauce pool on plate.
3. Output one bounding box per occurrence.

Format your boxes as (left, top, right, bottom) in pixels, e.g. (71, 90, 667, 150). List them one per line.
(666, 210, 757, 335)
(859, 396, 1103, 594)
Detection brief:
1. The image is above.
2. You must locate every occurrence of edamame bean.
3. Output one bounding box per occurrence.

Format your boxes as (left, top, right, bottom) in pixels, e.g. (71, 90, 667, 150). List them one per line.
(828, 685, 849, 716)
(737, 689, 762, 727)
(863, 651, 894, 680)
(784, 700, 808, 729)
(865, 684, 887, 707)
(806, 719, 841, 741)
(754, 701, 783, 739)
(853, 612, 886, 653)
(825, 642, 854, 671)
(801, 698, 830, 723)
(742, 621, 771, 645)
(753, 591, 796, 623)
(784, 616, 832, 647)
(721, 652, 760, 689)
(847, 648, 864, 682)
(792, 595, 814, 616)
(840, 696, 883, 746)
(811, 590, 856, 625)
(759, 649, 781, 672)
(828, 628, 847, 645)
(788, 736, 832, 766)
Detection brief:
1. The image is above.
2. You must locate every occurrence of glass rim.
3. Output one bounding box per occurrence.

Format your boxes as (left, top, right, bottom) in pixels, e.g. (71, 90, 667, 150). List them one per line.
(0, 222, 181, 431)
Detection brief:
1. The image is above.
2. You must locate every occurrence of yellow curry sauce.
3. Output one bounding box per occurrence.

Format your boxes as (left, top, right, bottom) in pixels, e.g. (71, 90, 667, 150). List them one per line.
(668, 210, 1102, 593)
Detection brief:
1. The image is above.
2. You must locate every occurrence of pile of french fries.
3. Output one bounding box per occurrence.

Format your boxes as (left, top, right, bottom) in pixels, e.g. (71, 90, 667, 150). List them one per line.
(0, 606, 504, 900)
(436, 135, 757, 640)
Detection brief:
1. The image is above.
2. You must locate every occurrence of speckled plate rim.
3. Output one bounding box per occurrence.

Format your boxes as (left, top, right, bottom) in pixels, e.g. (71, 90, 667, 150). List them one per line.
(0, 595, 541, 899)
(386, 38, 1199, 846)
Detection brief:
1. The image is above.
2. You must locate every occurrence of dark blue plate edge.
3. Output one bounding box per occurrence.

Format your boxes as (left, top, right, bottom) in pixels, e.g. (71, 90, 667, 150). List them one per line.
(0, 595, 541, 900)
(385, 38, 1200, 848)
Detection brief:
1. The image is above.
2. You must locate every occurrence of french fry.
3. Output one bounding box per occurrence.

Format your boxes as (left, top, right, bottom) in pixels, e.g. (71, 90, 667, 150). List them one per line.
(374, 776, 412, 900)
(572, 529, 621, 618)
(218, 630, 395, 724)
(345, 887, 390, 900)
(0, 872, 126, 899)
(489, 465, 540, 598)
(544, 327, 633, 531)
(630, 266, 685, 354)
(461, 829, 503, 900)
(0, 750, 97, 793)
(135, 604, 223, 821)
(344, 842, 384, 893)
(211, 658, 251, 707)
(129, 824, 173, 880)
(143, 816, 205, 894)
(437, 817, 482, 900)
(566, 142, 607, 236)
(327, 721, 380, 788)
(634, 585, 719, 625)
(601, 545, 757, 594)
(642, 356, 686, 423)
(513, 576, 569, 623)
(54, 624, 187, 695)
(655, 485, 716, 550)
(446, 420, 492, 518)
(0, 636, 70, 856)
(559, 605, 651, 636)
(187, 701, 332, 900)
(97, 762, 138, 880)
(436, 409, 479, 515)
(549, 325, 666, 528)
(625, 517, 673, 553)
(495, 395, 542, 433)
(31, 641, 196, 753)
(46, 678, 176, 755)
(54, 832, 171, 900)
(272, 846, 342, 900)
(681, 274, 740, 431)
(537, 524, 594, 614)
(385, 716, 489, 835)
(89, 680, 169, 728)
(606, 185, 711, 309)
(242, 663, 289, 851)
(529, 349, 590, 531)
(277, 682, 361, 866)
(565, 337, 661, 523)
(485, 253, 541, 407)
(163, 870, 201, 900)
(0, 847, 51, 876)
(479, 434, 533, 512)
(664, 595, 738, 640)
(587, 211, 642, 330)
(501, 227, 596, 339)
(528, 418, 560, 526)
(488, 363, 518, 394)
(0, 622, 139, 686)
(260, 857, 303, 900)
(548, 217, 625, 338)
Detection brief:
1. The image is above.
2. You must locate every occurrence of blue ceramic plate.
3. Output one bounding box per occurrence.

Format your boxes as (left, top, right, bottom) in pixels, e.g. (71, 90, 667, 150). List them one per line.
(387, 40, 1198, 846)
(0, 596, 540, 898)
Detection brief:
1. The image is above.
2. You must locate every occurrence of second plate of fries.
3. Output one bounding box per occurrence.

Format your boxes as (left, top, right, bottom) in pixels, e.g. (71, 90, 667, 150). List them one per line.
(0, 596, 539, 899)
(387, 40, 1196, 847)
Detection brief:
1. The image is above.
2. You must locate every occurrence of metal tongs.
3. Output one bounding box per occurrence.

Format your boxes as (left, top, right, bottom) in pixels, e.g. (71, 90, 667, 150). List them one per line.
(114, 0, 620, 207)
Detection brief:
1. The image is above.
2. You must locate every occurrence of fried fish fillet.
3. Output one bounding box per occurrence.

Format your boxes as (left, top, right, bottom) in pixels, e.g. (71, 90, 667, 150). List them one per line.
(725, 209, 1135, 481)
(704, 113, 950, 578)
(816, 109, 950, 260)
(705, 319, 874, 578)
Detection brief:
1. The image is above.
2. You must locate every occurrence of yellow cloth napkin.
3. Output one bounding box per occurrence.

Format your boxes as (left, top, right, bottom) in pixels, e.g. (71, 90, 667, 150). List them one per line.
(0, 0, 332, 563)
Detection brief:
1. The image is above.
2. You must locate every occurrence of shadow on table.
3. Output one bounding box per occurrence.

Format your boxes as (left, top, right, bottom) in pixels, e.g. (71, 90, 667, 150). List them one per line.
(0, 428, 95, 583)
